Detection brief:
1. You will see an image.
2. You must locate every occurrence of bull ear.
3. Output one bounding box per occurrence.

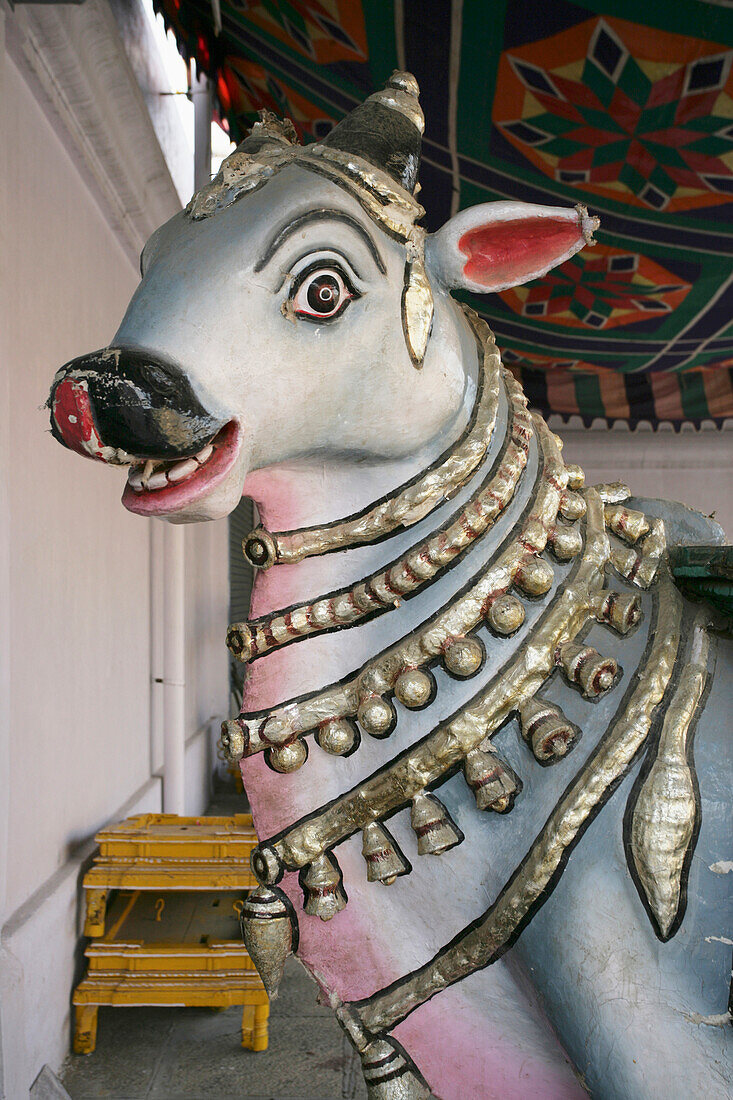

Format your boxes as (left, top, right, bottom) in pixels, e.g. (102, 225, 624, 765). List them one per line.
(425, 201, 599, 294)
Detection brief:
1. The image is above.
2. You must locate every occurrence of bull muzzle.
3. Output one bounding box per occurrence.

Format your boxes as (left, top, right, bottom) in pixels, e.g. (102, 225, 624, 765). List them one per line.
(48, 347, 225, 462)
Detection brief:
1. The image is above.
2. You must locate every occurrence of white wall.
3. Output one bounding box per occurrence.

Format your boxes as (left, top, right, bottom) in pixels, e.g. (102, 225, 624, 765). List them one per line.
(0, 7, 229, 1097)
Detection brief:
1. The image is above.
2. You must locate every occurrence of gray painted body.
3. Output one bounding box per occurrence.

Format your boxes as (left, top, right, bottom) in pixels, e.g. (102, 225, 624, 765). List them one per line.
(432, 498, 733, 1098)
(47, 95, 732, 1094)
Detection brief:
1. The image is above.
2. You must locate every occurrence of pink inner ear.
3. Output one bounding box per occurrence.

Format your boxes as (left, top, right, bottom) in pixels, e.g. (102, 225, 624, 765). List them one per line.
(458, 216, 582, 289)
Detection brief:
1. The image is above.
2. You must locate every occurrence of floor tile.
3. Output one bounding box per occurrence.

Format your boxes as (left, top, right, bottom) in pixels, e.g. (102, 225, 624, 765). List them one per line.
(148, 1014, 359, 1098)
(61, 1008, 173, 1098)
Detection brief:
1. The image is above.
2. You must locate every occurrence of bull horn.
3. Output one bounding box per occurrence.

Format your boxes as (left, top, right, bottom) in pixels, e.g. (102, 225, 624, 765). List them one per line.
(321, 71, 424, 194)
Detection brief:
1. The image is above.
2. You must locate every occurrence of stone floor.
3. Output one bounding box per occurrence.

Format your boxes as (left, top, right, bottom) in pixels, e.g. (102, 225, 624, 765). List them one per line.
(61, 958, 367, 1100)
(60, 793, 368, 1100)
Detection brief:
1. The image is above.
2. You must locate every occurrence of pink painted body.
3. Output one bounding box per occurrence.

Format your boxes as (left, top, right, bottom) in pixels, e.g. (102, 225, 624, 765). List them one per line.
(240, 463, 586, 1100)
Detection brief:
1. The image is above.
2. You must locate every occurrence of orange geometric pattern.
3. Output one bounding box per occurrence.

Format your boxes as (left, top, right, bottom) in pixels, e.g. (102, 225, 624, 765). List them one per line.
(497, 244, 691, 330)
(494, 16, 733, 212)
(223, 56, 336, 141)
(233, 0, 367, 64)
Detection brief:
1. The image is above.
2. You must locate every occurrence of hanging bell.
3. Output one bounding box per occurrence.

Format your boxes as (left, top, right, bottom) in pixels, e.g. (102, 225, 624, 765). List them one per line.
(361, 822, 410, 884)
(558, 642, 618, 698)
(240, 886, 295, 1000)
(610, 545, 638, 582)
(565, 463, 585, 491)
(604, 504, 650, 544)
(410, 792, 462, 855)
(519, 697, 578, 762)
(615, 519, 665, 589)
(360, 1038, 432, 1099)
(302, 853, 347, 921)
(464, 745, 520, 812)
(590, 590, 642, 635)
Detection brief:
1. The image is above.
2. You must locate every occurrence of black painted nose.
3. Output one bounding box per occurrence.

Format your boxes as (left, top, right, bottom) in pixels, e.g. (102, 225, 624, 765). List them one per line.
(49, 347, 225, 460)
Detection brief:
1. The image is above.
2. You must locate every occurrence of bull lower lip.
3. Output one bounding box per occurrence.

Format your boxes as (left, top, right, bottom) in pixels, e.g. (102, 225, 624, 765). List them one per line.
(121, 421, 241, 516)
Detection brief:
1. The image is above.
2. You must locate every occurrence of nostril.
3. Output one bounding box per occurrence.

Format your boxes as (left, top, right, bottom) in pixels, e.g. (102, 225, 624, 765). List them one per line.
(138, 362, 179, 396)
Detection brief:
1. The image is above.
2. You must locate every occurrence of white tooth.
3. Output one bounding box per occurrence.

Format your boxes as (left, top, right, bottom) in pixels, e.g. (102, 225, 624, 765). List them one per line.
(168, 458, 199, 483)
(147, 471, 169, 490)
(195, 444, 213, 464)
(128, 468, 144, 490)
(141, 459, 155, 487)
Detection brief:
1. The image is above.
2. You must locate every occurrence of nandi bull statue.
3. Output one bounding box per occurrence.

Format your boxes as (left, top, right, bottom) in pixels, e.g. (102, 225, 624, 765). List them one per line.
(48, 74, 731, 1099)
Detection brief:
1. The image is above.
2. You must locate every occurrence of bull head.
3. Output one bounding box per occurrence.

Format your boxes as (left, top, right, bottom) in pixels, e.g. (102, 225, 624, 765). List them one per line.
(47, 72, 596, 522)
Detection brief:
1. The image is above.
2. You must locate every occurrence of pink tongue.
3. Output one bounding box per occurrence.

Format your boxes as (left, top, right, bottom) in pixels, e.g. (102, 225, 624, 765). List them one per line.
(52, 378, 108, 461)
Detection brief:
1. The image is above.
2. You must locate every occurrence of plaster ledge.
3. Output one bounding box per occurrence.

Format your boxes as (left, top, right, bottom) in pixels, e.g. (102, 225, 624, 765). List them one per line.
(4, 0, 181, 264)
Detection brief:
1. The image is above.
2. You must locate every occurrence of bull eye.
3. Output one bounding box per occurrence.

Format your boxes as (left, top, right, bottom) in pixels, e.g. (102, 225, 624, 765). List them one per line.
(291, 266, 356, 322)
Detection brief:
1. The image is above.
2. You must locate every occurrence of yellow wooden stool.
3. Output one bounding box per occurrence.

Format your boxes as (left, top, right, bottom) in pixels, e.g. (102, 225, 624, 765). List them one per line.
(81, 813, 259, 937)
(73, 815, 268, 1055)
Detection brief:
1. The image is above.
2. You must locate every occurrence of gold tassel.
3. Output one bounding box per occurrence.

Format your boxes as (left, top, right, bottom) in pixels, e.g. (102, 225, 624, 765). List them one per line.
(240, 886, 294, 999)
(402, 230, 434, 368)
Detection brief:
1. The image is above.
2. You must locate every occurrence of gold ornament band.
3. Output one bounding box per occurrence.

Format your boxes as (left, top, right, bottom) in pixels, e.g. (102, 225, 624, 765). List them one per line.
(188, 112, 425, 241)
(229, 367, 529, 664)
(251, 485, 611, 879)
(345, 572, 681, 1037)
(225, 415, 570, 763)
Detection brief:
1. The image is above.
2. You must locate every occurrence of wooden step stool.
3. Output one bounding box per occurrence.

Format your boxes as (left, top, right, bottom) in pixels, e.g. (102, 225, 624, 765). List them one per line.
(73, 814, 268, 1055)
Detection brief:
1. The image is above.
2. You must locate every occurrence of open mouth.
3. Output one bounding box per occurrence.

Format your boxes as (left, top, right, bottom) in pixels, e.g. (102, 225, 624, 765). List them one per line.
(121, 421, 242, 516)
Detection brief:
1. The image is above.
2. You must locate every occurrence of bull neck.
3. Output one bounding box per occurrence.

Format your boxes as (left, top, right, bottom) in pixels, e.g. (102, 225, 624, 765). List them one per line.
(236, 370, 525, 717)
